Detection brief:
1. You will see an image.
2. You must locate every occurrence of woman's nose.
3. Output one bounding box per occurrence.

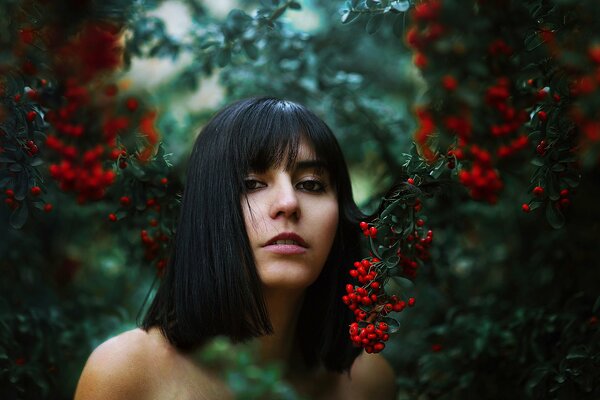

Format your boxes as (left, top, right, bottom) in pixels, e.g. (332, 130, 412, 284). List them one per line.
(269, 179, 300, 220)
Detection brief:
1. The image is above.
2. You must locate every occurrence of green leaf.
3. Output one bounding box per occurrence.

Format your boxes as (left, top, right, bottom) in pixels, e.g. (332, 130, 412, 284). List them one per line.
(10, 203, 28, 229)
(524, 31, 544, 51)
(216, 47, 231, 67)
(392, 12, 404, 38)
(381, 198, 402, 218)
(381, 316, 401, 333)
(366, 14, 384, 34)
(288, 1, 301, 10)
(29, 157, 43, 167)
(391, 276, 414, 288)
(546, 203, 565, 229)
(242, 41, 259, 60)
(531, 157, 545, 166)
(9, 163, 23, 172)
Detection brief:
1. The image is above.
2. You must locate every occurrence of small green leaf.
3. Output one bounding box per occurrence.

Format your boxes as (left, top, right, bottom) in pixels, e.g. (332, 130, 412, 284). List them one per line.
(531, 158, 545, 166)
(29, 157, 43, 167)
(9, 163, 23, 172)
(392, 12, 404, 38)
(391, 276, 414, 288)
(216, 48, 231, 67)
(10, 203, 29, 229)
(366, 14, 384, 34)
(381, 316, 401, 333)
(242, 41, 259, 60)
(381, 198, 402, 218)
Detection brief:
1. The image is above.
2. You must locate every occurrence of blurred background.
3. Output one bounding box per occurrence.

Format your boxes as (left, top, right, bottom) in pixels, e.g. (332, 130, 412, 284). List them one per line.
(1, 0, 599, 399)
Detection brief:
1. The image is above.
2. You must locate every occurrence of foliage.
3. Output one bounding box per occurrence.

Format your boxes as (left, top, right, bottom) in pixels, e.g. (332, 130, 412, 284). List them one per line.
(1, 0, 599, 399)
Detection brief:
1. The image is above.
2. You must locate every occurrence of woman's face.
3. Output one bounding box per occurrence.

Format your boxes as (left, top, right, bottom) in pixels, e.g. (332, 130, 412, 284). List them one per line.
(242, 140, 339, 289)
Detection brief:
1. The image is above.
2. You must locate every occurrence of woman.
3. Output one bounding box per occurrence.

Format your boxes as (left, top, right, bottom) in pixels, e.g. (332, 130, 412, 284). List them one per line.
(75, 97, 397, 399)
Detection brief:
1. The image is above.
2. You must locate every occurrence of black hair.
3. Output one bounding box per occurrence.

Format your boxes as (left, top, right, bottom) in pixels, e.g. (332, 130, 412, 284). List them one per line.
(141, 97, 364, 372)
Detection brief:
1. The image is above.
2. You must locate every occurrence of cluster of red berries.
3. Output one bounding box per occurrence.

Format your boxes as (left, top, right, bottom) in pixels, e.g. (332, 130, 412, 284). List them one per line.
(343, 268, 416, 353)
(348, 321, 389, 354)
(4, 188, 52, 212)
(140, 225, 169, 274)
(457, 145, 503, 204)
(44, 83, 124, 203)
(522, 188, 571, 213)
(405, 0, 443, 70)
(344, 208, 427, 353)
(359, 221, 377, 238)
(398, 224, 433, 279)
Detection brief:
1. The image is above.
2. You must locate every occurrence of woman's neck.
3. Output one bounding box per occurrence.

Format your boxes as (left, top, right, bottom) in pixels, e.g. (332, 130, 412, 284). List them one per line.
(257, 287, 305, 367)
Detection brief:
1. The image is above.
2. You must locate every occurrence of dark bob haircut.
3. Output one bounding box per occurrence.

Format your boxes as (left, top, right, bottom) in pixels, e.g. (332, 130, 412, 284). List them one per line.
(142, 97, 364, 372)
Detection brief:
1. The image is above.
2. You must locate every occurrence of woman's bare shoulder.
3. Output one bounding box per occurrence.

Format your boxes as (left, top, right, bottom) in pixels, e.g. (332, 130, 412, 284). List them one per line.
(74, 328, 172, 400)
(347, 352, 397, 400)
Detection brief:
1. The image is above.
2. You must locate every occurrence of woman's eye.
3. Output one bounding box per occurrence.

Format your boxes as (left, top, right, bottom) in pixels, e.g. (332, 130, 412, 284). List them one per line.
(244, 179, 266, 191)
(297, 179, 326, 192)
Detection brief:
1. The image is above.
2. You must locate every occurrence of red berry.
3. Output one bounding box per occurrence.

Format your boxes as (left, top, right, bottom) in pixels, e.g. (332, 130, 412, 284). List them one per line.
(413, 52, 428, 69)
(5, 189, 14, 198)
(532, 186, 544, 196)
(30, 186, 42, 196)
(160, 177, 168, 185)
(560, 189, 569, 197)
(44, 203, 53, 212)
(108, 213, 117, 222)
(126, 97, 139, 112)
(408, 297, 416, 307)
(26, 111, 37, 121)
(522, 203, 530, 213)
(120, 196, 131, 206)
(431, 343, 443, 352)
(416, 219, 425, 227)
(369, 227, 377, 237)
(537, 111, 547, 121)
(559, 198, 570, 208)
(407, 178, 415, 185)
(442, 75, 458, 91)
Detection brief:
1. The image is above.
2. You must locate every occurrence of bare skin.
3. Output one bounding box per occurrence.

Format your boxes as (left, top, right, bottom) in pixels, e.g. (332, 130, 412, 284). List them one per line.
(75, 328, 397, 400)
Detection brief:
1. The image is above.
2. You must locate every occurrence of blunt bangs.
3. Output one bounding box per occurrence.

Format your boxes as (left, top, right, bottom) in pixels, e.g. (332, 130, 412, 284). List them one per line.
(141, 97, 364, 372)
(227, 98, 344, 193)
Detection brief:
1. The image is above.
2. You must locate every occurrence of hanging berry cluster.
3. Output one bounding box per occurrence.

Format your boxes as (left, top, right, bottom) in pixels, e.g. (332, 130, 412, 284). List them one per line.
(344, 179, 431, 353)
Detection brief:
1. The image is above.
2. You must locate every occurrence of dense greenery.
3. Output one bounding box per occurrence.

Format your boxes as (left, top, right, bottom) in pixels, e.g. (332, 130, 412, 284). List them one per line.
(1, 0, 598, 398)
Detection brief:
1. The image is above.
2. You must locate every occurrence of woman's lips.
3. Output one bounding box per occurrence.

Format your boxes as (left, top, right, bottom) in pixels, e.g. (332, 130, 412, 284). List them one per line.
(263, 232, 308, 254)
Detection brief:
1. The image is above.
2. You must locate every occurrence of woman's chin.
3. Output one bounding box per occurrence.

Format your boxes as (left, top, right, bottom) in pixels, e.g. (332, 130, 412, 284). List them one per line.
(258, 267, 321, 290)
